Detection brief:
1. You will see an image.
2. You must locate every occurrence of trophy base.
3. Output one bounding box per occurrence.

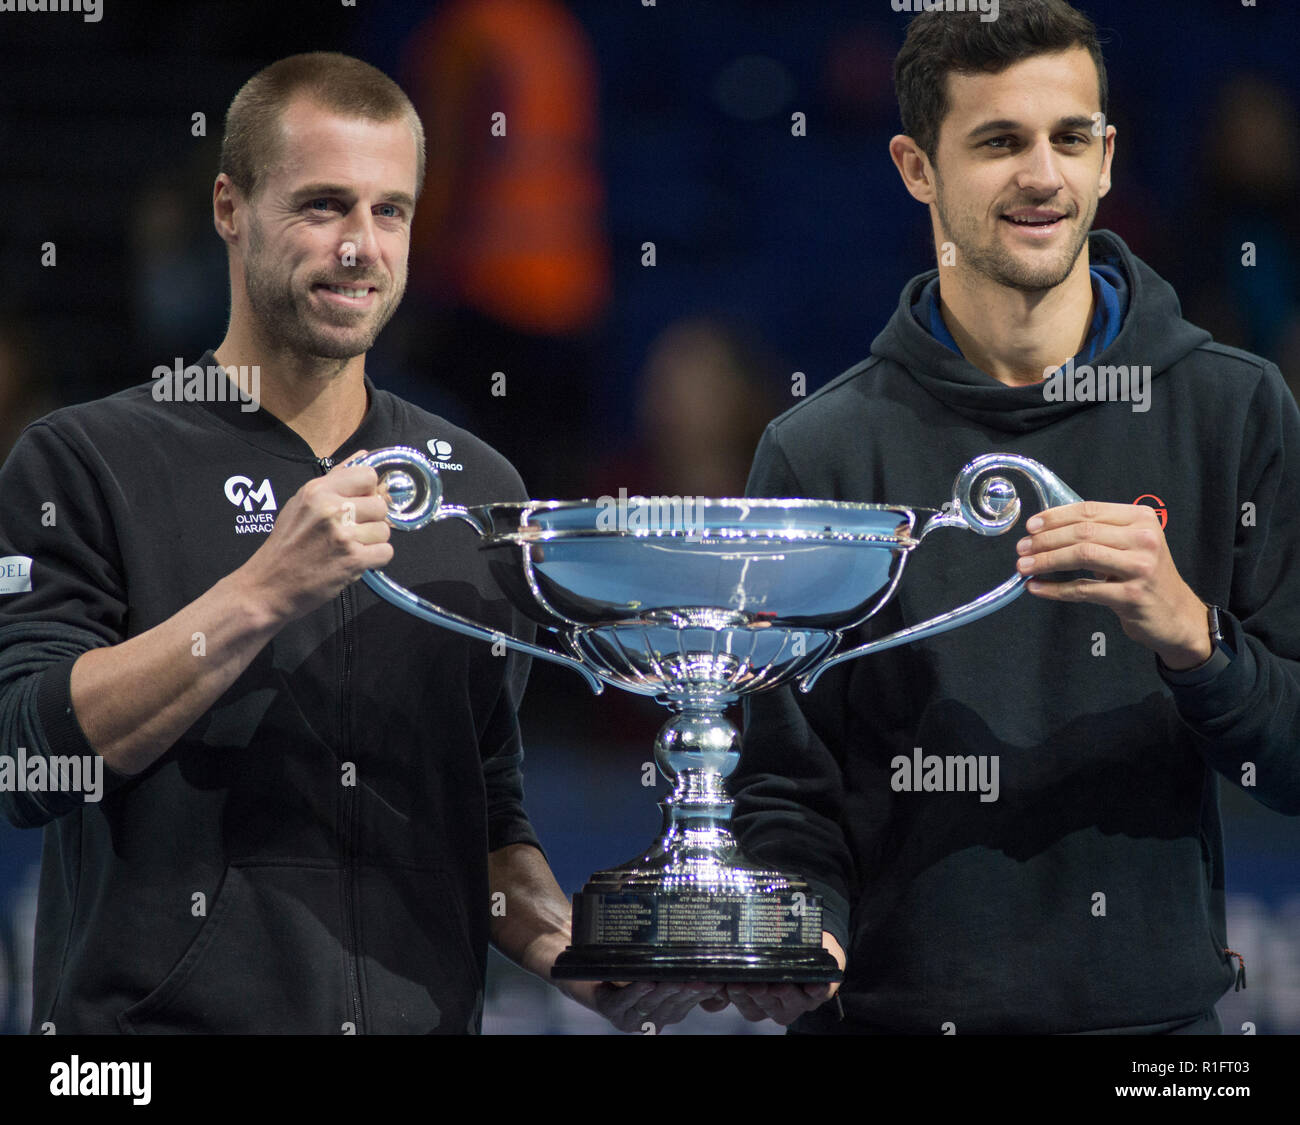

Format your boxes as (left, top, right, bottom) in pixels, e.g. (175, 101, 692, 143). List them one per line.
(550, 881, 842, 983)
(551, 944, 841, 982)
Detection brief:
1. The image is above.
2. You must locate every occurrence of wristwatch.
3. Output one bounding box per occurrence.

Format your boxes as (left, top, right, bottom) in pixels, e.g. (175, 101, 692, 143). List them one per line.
(1158, 603, 1235, 684)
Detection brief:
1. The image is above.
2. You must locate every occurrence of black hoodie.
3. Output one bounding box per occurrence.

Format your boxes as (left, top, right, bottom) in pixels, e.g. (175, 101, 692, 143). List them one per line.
(733, 230, 1300, 1034)
(0, 356, 540, 1033)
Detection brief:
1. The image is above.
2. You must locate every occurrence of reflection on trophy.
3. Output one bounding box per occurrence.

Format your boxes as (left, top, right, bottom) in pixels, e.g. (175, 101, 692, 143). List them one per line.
(352, 449, 1081, 981)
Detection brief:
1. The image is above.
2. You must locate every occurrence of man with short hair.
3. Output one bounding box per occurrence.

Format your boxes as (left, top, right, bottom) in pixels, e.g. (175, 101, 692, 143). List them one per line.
(725, 0, 1300, 1033)
(0, 52, 707, 1034)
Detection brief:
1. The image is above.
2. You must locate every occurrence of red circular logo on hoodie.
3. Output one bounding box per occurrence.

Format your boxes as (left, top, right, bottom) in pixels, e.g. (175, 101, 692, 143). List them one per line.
(1133, 494, 1168, 529)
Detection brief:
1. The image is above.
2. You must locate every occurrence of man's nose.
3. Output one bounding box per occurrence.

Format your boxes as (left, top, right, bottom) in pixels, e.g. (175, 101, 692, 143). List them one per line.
(339, 215, 380, 267)
(1016, 138, 1066, 195)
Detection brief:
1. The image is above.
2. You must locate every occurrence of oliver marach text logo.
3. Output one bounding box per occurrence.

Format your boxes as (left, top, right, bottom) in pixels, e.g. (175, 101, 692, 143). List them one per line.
(224, 474, 278, 534)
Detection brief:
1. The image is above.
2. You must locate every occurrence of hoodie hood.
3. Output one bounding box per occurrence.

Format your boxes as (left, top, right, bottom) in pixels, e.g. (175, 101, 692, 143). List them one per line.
(869, 229, 1213, 434)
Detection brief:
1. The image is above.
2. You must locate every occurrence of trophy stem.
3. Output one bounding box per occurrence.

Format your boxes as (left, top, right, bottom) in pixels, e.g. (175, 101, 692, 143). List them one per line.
(653, 702, 741, 866)
(657, 767, 738, 867)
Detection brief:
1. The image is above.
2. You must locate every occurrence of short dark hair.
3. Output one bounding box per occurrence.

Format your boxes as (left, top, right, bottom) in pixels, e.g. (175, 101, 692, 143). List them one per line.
(894, 0, 1109, 164)
(220, 52, 426, 202)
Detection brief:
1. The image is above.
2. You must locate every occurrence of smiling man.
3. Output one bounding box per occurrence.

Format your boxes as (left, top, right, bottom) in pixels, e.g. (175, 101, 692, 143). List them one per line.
(725, 1, 1300, 1033)
(0, 52, 708, 1034)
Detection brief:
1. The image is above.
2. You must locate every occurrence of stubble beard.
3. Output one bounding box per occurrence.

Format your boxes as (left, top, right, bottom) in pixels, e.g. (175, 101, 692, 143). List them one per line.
(242, 214, 405, 361)
(932, 165, 1097, 294)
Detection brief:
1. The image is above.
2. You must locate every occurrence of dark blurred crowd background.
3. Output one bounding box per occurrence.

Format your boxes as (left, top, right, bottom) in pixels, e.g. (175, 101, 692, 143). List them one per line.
(2, 0, 1299, 1034)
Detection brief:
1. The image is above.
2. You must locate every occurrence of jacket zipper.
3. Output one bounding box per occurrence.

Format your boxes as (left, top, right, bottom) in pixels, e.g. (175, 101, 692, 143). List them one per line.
(318, 455, 363, 1032)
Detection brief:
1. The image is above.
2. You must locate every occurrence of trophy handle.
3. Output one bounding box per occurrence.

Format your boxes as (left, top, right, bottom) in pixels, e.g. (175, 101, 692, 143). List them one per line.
(348, 447, 605, 694)
(798, 453, 1082, 693)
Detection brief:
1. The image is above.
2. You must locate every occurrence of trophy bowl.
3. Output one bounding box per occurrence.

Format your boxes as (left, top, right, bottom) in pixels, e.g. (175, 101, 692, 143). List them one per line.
(351, 450, 1081, 981)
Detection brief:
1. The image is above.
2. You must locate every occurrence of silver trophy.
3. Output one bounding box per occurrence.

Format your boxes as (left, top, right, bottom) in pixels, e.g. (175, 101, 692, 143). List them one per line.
(351, 449, 1080, 981)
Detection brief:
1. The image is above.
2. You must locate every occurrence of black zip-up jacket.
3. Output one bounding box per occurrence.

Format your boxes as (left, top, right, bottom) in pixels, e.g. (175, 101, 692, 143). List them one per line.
(733, 230, 1300, 1034)
(0, 353, 541, 1033)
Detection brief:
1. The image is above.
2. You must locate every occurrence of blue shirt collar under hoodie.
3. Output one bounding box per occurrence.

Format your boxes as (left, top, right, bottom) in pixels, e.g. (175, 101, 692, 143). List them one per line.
(872, 231, 1212, 435)
(911, 263, 1128, 367)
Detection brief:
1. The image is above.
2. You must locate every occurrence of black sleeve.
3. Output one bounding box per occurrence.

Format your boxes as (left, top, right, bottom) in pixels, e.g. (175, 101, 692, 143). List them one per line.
(473, 455, 544, 855)
(729, 423, 856, 948)
(0, 421, 132, 828)
(480, 637, 544, 856)
(1158, 364, 1300, 815)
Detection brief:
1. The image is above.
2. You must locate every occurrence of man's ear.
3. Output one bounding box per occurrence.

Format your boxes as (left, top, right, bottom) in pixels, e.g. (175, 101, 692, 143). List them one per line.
(1097, 124, 1117, 200)
(889, 134, 938, 206)
(213, 173, 242, 247)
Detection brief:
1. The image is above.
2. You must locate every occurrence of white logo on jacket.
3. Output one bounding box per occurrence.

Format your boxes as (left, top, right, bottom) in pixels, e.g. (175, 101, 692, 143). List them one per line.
(427, 438, 463, 473)
(224, 476, 277, 511)
(0, 555, 32, 594)
(223, 476, 278, 534)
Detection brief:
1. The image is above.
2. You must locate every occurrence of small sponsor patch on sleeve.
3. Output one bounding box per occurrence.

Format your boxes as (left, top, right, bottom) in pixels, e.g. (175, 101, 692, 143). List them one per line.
(0, 556, 33, 594)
